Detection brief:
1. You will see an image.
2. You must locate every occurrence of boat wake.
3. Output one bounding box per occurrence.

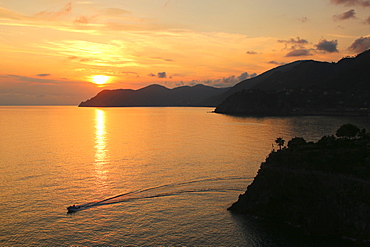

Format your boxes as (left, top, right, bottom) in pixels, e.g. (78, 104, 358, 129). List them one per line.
(66, 176, 251, 213)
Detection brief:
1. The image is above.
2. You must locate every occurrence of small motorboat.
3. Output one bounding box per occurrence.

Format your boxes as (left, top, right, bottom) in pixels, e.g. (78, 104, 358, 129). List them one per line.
(67, 205, 83, 213)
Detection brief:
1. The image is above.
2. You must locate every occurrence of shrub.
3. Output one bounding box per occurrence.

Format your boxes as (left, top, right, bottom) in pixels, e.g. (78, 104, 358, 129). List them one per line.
(336, 124, 360, 139)
(287, 137, 307, 149)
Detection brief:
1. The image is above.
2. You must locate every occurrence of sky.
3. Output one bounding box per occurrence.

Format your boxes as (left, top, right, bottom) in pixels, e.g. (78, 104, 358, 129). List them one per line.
(0, 0, 369, 105)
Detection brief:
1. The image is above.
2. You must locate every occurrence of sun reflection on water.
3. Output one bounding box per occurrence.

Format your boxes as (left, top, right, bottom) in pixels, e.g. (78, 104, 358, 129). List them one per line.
(94, 109, 109, 185)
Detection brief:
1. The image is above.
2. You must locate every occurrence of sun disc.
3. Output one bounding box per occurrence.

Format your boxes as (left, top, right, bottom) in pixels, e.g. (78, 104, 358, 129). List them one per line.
(92, 75, 110, 85)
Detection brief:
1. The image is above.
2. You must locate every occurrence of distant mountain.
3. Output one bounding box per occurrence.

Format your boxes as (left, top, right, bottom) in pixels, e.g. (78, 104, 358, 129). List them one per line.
(215, 49, 370, 116)
(79, 84, 229, 107)
(202, 60, 308, 106)
(79, 49, 370, 113)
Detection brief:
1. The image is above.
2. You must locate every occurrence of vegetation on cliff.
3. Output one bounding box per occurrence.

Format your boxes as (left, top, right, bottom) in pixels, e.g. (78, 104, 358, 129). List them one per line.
(228, 124, 370, 241)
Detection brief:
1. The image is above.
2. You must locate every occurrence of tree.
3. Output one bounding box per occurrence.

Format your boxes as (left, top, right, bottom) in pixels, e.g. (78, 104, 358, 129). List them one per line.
(317, 135, 336, 146)
(336, 124, 360, 139)
(275, 137, 285, 150)
(288, 137, 306, 149)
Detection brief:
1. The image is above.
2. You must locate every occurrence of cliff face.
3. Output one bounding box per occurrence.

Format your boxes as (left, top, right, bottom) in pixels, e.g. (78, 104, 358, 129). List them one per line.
(229, 129, 370, 241)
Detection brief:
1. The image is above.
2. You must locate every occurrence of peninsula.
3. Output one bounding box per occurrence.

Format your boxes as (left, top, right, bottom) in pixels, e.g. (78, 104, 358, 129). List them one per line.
(228, 124, 370, 241)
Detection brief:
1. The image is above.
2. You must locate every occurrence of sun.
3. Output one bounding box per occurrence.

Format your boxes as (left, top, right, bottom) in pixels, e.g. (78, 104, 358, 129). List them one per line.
(91, 75, 110, 85)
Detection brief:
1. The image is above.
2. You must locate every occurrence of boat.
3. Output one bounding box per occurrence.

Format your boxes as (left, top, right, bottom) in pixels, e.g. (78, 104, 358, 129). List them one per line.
(67, 205, 83, 213)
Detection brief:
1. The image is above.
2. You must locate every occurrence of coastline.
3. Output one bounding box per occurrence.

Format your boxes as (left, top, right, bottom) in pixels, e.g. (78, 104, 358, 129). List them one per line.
(214, 108, 370, 117)
(228, 127, 370, 242)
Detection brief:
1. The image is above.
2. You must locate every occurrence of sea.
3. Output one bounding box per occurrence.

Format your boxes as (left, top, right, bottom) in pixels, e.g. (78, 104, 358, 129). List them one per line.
(1, 106, 370, 246)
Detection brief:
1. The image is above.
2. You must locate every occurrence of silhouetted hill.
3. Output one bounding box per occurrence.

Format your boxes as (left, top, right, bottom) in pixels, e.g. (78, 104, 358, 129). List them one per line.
(203, 60, 307, 105)
(79, 50, 370, 111)
(228, 125, 370, 241)
(79, 84, 229, 107)
(215, 49, 370, 116)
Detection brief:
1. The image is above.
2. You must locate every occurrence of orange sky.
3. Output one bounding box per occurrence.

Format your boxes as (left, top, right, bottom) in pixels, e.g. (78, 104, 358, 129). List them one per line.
(0, 0, 369, 105)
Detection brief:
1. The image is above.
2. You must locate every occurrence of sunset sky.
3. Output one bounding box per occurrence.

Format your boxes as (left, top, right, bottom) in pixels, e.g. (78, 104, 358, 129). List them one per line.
(0, 0, 369, 105)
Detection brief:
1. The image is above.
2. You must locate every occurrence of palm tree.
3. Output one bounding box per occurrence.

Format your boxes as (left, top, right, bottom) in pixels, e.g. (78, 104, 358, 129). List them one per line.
(275, 137, 285, 150)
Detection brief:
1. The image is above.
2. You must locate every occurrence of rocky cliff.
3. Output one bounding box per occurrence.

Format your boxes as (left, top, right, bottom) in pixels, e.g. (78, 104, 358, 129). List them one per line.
(228, 125, 370, 241)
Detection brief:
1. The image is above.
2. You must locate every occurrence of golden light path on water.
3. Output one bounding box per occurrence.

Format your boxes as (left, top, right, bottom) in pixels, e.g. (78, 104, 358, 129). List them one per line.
(94, 109, 109, 189)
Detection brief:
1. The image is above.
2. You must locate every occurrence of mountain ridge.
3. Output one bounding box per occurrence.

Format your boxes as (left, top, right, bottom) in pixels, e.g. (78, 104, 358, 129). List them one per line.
(215, 49, 370, 116)
(79, 84, 229, 107)
(79, 49, 370, 114)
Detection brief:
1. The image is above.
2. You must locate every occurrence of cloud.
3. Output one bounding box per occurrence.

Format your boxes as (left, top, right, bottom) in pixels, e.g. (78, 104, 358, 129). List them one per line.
(237, 72, 249, 81)
(333, 9, 356, 20)
(157, 72, 167, 78)
(246, 51, 258, 55)
(1, 74, 65, 84)
(0, 3, 162, 34)
(148, 73, 156, 77)
(122, 71, 139, 76)
(103, 8, 131, 16)
(164, 0, 171, 8)
(315, 39, 339, 53)
(330, 0, 370, 7)
(220, 75, 236, 84)
(364, 16, 370, 24)
(203, 72, 257, 86)
(66, 55, 92, 62)
(279, 37, 309, 53)
(0, 7, 29, 20)
(285, 49, 312, 57)
(348, 36, 370, 53)
(220, 72, 257, 84)
(267, 61, 287, 65)
(0, 74, 97, 105)
(278, 37, 309, 45)
(35, 2, 73, 19)
(158, 71, 258, 88)
(298, 17, 309, 23)
(150, 57, 174, 62)
(74, 16, 91, 24)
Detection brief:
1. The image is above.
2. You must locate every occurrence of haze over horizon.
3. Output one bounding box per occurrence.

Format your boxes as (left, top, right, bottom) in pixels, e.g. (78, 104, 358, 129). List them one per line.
(1, 0, 369, 105)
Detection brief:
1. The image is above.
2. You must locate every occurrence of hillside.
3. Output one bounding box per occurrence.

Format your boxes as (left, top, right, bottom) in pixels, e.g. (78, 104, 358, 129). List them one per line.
(79, 49, 370, 112)
(79, 84, 229, 107)
(228, 125, 370, 241)
(215, 49, 370, 116)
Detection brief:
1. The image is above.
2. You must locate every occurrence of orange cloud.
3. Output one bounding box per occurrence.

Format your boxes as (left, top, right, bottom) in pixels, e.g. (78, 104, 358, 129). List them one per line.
(348, 36, 370, 53)
(331, 0, 370, 7)
(0, 7, 30, 21)
(333, 9, 357, 20)
(35, 2, 72, 19)
(285, 49, 312, 57)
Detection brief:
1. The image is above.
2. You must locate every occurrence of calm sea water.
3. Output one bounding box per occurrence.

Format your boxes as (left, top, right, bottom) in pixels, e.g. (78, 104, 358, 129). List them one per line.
(1, 106, 370, 246)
